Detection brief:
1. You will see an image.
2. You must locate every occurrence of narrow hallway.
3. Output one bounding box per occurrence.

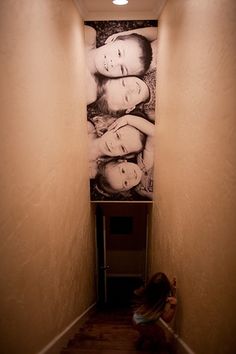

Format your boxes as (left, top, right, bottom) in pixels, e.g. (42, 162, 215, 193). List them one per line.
(1, 1, 236, 354)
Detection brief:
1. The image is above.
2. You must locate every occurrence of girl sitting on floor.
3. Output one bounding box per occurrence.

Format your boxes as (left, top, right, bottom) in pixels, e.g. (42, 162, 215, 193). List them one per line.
(133, 272, 177, 351)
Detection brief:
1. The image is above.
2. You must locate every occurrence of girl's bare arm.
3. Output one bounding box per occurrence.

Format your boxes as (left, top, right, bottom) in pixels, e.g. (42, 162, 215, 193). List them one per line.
(161, 296, 177, 323)
(109, 115, 155, 137)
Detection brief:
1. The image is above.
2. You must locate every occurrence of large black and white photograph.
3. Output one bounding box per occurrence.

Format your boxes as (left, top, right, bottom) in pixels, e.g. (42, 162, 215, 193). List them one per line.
(85, 20, 157, 201)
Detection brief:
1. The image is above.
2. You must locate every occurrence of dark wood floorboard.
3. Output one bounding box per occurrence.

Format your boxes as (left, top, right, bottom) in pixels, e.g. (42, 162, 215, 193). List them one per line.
(61, 307, 175, 354)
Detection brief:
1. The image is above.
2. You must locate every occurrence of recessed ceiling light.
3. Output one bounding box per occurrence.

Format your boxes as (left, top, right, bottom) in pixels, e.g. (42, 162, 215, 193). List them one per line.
(112, 0, 128, 5)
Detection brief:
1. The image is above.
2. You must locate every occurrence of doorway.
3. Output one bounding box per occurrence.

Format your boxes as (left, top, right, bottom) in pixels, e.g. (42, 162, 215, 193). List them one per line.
(95, 203, 151, 307)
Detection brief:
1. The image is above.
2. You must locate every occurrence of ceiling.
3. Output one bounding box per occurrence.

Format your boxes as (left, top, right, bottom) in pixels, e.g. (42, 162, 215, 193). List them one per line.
(75, 0, 167, 20)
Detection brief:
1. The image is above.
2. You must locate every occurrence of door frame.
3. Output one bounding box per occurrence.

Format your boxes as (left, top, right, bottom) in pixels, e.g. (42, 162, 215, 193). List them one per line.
(95, 202, 151, 306)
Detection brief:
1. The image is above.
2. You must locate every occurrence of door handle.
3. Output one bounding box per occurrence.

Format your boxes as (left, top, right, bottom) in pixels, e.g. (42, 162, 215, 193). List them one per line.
(100, 265, 110, 270)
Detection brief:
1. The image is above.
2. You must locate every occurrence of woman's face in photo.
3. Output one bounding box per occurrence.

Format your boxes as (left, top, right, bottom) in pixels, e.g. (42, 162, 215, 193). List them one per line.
(105, 77, 149, 113)
(99, 125, 143, 157)
(95, 38, 144, 77)
(105, 161, 142, 192)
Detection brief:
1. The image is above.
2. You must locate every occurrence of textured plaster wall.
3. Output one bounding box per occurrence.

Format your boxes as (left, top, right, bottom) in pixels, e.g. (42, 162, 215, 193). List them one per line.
(150, 1, 236, 353)
(0, 1, 96, 354)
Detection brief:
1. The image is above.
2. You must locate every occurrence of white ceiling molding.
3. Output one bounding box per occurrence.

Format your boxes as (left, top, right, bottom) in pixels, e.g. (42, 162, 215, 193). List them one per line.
(74, 0, 167, 21)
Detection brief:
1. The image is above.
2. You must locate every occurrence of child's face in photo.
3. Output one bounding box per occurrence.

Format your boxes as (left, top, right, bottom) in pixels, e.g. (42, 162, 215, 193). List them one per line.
(99, 125, 142, 157)
(105, 161, 142, 192)
(95, 38, 144, 77)
(105, 77, 149, 112)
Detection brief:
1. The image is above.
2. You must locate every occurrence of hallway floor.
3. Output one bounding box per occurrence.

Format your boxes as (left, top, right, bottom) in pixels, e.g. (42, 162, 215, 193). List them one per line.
(60, 306, 175, 354)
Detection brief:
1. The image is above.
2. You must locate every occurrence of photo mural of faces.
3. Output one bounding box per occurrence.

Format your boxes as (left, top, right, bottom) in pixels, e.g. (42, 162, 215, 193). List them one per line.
(85, 20, 157, 202)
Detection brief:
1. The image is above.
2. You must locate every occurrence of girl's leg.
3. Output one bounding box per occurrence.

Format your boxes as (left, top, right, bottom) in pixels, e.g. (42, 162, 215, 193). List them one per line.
(133, 322, 168, 351)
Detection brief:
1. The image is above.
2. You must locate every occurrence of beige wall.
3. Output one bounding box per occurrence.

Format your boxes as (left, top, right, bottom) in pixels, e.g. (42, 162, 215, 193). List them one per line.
(0, 1, 96, 354)
(150, 1, 236, 353)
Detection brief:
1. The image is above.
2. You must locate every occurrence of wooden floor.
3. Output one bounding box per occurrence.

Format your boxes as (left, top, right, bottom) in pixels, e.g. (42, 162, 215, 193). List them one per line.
(60, 306, 176, 354)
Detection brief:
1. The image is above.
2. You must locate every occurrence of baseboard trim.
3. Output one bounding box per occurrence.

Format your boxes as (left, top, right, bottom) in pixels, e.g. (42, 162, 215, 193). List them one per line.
(159, 318, 196, 354)
(37, 302, 96, 354)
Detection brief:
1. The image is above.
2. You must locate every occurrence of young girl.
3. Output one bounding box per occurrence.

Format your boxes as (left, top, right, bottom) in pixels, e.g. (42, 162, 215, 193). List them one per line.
(133, 273, 177, 351)
(94, 115, 154, 199)
(88, 114, 149, 179)
(87, 75, 151, 118)
(95, 159, 144, 197)
(97, 74, 156, 120)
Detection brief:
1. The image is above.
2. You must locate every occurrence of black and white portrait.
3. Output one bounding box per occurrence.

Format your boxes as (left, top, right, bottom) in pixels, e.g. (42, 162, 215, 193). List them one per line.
(85, 20, 157, 202)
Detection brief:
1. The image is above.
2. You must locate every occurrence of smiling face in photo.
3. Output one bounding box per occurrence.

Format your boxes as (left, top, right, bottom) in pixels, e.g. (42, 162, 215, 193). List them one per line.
(94, 38, 144, 77)
(105, 77, 149, 113)
(99, 125, 143, 157)
(105, 161, 142, 192)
